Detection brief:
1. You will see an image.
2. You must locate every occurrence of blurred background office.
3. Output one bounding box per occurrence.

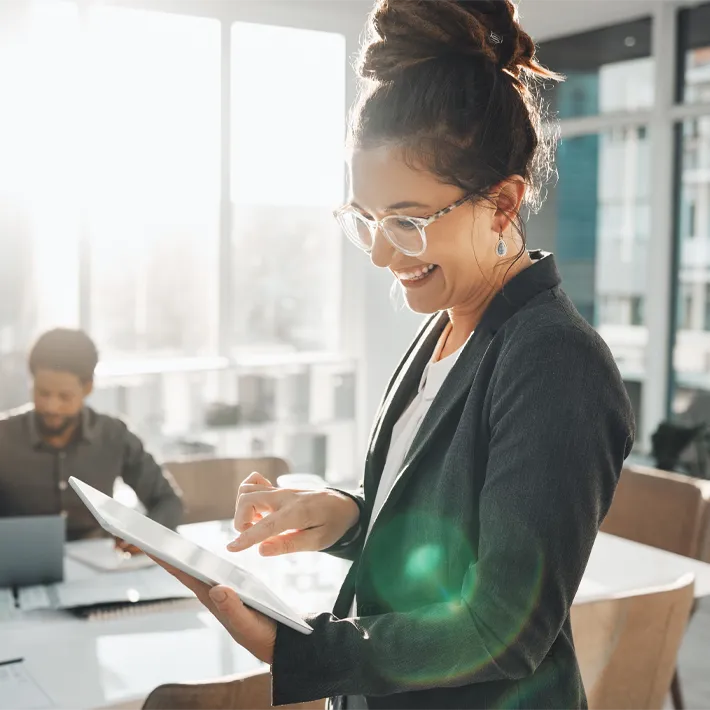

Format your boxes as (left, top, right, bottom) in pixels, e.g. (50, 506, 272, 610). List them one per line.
(3, 0, 710, 482)
(2, 1, 710, 707)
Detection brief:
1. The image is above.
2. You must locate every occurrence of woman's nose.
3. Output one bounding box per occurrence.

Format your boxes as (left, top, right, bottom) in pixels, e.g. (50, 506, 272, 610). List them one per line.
(369, 227, 396, 269)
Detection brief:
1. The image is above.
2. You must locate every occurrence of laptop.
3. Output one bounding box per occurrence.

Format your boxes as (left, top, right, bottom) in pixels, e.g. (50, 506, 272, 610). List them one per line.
(0, 515, 65, 587)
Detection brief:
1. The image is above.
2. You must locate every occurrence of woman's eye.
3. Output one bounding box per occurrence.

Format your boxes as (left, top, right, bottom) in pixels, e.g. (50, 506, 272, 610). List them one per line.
(394, 218, 417, 231)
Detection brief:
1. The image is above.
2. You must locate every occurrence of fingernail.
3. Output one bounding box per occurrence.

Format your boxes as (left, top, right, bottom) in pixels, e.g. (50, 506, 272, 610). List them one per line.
(210, 588, 228, 604)
(226, 539, 242, 551)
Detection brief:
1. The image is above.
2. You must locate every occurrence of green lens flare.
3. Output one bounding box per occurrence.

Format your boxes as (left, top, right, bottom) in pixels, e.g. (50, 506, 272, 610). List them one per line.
(361, 509, 545, 688)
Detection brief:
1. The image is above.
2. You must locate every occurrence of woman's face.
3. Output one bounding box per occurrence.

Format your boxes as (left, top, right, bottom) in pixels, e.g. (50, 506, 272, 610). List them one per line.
(349, 146, 522, 315)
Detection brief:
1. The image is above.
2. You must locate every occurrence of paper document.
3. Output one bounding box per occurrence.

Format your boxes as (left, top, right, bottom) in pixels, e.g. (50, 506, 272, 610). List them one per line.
(65, 538, 155, 572)
(0, 588, 17, 621)
(0, 659, 54, 710)
(16, 586, 53, 613)
(18, 567, 193, 612)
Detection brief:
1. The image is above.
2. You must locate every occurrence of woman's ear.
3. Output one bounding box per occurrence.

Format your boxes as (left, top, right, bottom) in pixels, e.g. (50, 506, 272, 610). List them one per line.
(491, 176, 526, 234)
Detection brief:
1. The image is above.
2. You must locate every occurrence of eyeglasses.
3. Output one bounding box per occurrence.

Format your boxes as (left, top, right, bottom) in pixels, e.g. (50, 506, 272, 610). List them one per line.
(333, 194, 473, 257)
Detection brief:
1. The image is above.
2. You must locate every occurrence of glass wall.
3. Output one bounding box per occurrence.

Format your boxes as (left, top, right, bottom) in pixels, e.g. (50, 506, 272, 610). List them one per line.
(538, 18, 653, 119)
(0, 1, 355, 484)
(0, 1, 81, 409)
(532, 3, 710, 449)
(531, 22, 655, 432)
(672, 3, 710, 425)
(230, 23, 345, 355)
(678, 3, 710, 106)
(87, 8, 221, 360)
(528, 19, 655, 432)
(0, 4, 347, 415)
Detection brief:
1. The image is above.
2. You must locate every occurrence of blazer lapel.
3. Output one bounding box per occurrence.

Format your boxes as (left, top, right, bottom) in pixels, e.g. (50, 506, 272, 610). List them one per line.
(367, 326, 495, 526)
(363, 313, 448, 500)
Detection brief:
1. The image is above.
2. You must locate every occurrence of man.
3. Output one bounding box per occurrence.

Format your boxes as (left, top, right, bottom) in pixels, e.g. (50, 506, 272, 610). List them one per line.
(0, 328, 183, 545)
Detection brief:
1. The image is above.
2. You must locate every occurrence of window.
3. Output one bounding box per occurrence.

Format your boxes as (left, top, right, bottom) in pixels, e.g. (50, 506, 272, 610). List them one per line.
(86, 8, 221, 360)
(678, 3, 710, 105)
(630, 296, 644, 327)
(673, 117, 710, 396)
(230, 23, 345, 354)
(528, 126, 650, 380)
(672, 3, 710, 424)
(0, 1, 81, 410)
(538, 19, 653, 119)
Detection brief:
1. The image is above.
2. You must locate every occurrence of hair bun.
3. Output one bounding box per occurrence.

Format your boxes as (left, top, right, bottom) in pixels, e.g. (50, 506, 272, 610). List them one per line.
(359, 0, 554, 84)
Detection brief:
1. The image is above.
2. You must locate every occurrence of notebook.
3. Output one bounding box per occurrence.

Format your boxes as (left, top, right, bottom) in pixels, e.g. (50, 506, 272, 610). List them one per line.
(65, 538, 155, 573)
(17, 566, 195, 620)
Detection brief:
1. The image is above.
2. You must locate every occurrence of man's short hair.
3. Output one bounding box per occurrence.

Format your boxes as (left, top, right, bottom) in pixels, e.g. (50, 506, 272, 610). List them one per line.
(28, 329, 99, 383)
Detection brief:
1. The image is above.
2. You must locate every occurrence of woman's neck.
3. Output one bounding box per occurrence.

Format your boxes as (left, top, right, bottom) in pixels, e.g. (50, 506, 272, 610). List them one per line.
(443, 252, 533, 356)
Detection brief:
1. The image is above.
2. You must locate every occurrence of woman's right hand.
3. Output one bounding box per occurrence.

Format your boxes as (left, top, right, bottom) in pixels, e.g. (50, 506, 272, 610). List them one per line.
(227, 472, 360, 556)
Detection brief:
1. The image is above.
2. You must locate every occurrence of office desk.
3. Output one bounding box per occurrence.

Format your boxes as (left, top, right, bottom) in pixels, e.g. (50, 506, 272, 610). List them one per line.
(578, 531, 710, 602)
(3, 525, 710, 710)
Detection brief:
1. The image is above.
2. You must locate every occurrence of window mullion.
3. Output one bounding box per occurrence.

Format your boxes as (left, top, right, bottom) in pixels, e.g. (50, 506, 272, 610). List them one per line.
(641, 1, 678, 449)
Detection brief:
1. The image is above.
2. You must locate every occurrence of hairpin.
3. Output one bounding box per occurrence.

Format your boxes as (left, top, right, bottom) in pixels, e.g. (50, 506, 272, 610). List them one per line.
(489, 31, 503, 44)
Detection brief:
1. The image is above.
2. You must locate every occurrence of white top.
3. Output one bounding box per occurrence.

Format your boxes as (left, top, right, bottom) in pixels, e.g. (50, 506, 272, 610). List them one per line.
(351, 326, 466, 618)
(365, 340, 465, 541)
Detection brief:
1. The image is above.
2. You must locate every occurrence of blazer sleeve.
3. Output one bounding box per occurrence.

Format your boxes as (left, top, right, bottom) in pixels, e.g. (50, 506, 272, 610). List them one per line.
(321, 487, 369, 562)
(269, 322, 635, 704)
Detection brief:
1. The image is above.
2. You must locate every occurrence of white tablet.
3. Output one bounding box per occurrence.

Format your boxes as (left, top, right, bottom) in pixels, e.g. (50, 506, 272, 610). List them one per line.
(69, 477, 313, 634)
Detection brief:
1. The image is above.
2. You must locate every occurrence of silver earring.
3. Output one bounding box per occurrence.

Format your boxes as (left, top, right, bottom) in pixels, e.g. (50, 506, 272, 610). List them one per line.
(496, 232, 508, 257)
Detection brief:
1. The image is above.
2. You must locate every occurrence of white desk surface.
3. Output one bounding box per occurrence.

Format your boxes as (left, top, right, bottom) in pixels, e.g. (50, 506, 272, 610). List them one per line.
(2, 524, 710, 710)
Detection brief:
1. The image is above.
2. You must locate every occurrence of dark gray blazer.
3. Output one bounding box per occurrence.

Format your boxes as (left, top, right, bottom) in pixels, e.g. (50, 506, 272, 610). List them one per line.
(272, 252, 635, 709)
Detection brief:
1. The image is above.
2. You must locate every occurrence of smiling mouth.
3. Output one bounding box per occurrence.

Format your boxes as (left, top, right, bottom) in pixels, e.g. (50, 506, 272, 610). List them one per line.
(395, 263, 439, 285)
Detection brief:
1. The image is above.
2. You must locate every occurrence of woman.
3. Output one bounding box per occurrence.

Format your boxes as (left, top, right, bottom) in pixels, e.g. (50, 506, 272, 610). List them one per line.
(158, 1, 634, 707)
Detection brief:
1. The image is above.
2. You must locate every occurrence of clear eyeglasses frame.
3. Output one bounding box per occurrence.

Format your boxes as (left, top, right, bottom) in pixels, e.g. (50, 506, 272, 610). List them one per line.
(333, 193, 473, 257)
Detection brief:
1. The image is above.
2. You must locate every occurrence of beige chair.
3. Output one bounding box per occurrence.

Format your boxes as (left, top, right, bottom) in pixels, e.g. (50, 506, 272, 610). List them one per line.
(142, 668, 325, 710)
(164, 456, 291, 524)
(571, 574, 695, 710)
(599, 465, 710, 708)
(601, 465, 710, 559)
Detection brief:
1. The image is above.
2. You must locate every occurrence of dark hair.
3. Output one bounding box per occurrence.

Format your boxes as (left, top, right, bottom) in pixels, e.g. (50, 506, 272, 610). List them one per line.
(28, 329, 99, 383)
(350, 0, 562, 223)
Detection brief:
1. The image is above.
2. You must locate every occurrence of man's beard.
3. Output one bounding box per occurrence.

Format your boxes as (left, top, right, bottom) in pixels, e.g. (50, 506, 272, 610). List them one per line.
(35, 412, 80, 437)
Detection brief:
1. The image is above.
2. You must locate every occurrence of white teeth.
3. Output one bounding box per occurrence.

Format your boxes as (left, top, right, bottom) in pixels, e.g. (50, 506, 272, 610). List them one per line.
(398, 264, 437, 282)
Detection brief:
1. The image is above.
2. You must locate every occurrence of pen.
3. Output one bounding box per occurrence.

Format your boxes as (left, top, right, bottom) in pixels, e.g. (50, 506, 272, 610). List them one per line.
(0, 658, 23, 667)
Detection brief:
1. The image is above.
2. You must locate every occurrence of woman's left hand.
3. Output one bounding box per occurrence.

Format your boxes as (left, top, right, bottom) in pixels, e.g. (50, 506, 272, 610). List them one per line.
(149, 556, 277, 664)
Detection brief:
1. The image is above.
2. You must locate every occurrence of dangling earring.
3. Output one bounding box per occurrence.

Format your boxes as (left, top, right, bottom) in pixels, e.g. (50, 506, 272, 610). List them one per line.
(496, 231, 508, 257)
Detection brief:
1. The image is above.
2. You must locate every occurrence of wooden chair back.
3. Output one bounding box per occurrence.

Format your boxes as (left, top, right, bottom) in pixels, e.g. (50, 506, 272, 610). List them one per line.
(571, 575, 695, 709)
(164, 456, 290, 524)
(142, 669, 324, 709)
(601, 465, 710, 559)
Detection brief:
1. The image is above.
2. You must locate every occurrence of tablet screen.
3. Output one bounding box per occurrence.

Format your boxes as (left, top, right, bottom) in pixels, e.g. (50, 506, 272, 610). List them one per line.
(69, 477, 312, 634)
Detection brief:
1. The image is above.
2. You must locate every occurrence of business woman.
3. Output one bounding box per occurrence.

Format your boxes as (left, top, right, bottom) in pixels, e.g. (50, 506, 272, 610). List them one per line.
(157, 1, 635, 707)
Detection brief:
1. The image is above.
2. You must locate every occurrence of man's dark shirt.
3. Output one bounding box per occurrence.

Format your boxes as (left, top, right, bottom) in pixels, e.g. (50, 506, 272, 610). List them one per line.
(0, 406, 183, 540)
